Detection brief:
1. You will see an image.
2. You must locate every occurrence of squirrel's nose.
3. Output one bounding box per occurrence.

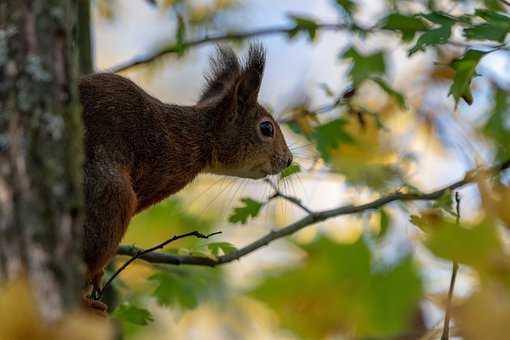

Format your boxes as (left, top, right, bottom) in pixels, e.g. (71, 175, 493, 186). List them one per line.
(286, 155, 293, 168)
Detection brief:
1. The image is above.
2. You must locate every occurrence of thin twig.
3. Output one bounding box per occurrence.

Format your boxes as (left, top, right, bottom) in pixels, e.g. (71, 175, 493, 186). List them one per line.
(108, 23, 360, 73)
(264, 178, 314, 214)
(98, 230, 221, 299)
(117, 159, 510, 267)
(501, 0, 510, 7)
(441, 192, 461, 340)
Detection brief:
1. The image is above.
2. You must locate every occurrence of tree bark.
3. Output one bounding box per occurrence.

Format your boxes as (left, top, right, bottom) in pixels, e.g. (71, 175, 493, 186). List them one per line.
(0, 0, 84, 320)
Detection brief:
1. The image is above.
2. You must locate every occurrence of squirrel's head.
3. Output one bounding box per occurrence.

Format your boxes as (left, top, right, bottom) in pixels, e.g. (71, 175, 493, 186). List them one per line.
(200, 44, 293, 179)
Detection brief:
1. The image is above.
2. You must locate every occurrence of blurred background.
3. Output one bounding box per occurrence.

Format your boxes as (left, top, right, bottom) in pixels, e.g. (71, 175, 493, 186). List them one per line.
(87, 0, 510, 339)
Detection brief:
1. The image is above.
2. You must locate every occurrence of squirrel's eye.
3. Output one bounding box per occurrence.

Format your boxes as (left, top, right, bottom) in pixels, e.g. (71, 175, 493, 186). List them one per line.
(259, 121, 274, 138)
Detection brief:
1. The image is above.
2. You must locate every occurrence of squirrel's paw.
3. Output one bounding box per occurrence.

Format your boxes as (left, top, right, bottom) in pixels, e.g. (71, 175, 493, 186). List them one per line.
(82, 294, 108, 317)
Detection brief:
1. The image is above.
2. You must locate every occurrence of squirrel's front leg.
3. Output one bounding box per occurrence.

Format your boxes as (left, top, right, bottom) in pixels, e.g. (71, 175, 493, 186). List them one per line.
(82, 165, 137, 312)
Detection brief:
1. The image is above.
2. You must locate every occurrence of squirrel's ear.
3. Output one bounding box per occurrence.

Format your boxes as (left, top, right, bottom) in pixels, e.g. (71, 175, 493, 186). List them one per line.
(200, 46, 241, 103)
(236, 43, 265, 110)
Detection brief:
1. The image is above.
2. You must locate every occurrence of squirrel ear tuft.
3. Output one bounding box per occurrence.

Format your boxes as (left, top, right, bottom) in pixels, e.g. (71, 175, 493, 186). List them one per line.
(200, 45, 241, 103)
(236, 43, 266, 108)
(200, 44, 266, 125)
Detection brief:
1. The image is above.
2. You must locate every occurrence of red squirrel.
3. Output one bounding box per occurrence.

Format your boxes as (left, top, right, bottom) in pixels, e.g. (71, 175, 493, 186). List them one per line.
(78, 44, 292, 310)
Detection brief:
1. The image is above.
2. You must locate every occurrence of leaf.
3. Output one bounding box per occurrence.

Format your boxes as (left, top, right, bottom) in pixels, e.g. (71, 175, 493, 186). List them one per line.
(372, 77, 407, 109)
(174, 14, 187, 55)
(311, 118, 355, 162)
(335, 0, 356, 17)
(448, 49, 486, 106)
(113, 303, 154, 326)
(381, 13, 429, 42)
(149, 268, 225, 310)
(252, 237, 422, 338)
(228, 198, 263, 224)
(482, 86, 510, 159)
(457, 285, 510, 340)
(432, 189, 455, 215)
(378, 209, 391, 240)
(464, 9, 510, 43)
(425, 219, 503, 268)
(409, 210, 444, 233)
(288, 15, 319, 41)
(207, 242, 237, 257)
(125, 198, 212, 249)
(280, 163, 301, 179)
(342, 47, 386, 87)
(409, 12, 456, 55)
(482, 0, 505, 11)
(150, 271, 199, 309)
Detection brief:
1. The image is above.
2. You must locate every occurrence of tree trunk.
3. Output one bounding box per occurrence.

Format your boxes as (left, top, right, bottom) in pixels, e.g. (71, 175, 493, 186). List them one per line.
(0, 0, 84, 320)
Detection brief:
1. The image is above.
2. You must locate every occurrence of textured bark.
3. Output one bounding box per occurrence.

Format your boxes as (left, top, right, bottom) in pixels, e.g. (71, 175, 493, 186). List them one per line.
(0, 0, 83, 320)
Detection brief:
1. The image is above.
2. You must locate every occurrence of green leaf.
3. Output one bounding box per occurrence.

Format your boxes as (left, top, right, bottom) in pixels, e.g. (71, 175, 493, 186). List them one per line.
(335, 0, 356, 17)
(311, 118, 355, 162)
(464, 23, 509, 42)
(126, 198, 212, 249)
(207, 242, 237, 257)
(448, 49, 486, 106)
(252, 237, 422, 338)
(342, 47, 386, 87)
(288, 15, 319, 41)
(113, 302, 154, 326)
(228, 198, 263, 224)
(432, 189, 455, 215)
(482, 0, 505, 11)
(425, 219, 503, 268)
(280, 163, 301, 179)
(381, 13, 429, 42)
(378, 209, 391, 240)
(150, 271, 199, 309)
(174, 14, 187, 55)
(372, 77, 407, 109)
(464, 9, 510, 42)
(409, 12, 456, 55)
(149, 268, 225, 310)
(482, 86, 510, 160)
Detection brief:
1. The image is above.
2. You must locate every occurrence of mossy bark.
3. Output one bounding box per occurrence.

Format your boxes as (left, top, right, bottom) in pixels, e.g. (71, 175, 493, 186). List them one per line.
(0, 0, 84, 320)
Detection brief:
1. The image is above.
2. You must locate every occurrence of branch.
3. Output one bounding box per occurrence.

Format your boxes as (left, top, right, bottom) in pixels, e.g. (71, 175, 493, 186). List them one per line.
(441, 192, 461, 340)
(116, 159, 510, 267)
(108, 23, 355, 73)
(99, 230, 221, 298)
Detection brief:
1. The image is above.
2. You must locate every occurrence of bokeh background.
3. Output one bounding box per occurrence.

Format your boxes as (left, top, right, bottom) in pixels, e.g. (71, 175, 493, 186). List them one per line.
(88, 0, 510, 339)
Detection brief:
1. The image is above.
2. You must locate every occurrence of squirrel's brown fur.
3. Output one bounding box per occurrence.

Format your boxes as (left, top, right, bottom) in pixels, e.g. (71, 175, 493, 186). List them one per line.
(78, 44, 292, 304)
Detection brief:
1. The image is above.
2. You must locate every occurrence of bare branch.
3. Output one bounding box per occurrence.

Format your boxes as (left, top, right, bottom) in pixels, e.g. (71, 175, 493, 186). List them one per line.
(116, 159, 510, 267)
(108, 23, 355, 73)
(99, 230, 221, 298)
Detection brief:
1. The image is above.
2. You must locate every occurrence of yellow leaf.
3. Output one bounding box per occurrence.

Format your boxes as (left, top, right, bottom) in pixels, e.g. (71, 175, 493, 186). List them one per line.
(0, 280, 112, 340)
(477, 176, 510, 227)
(456, 284, 510, 340)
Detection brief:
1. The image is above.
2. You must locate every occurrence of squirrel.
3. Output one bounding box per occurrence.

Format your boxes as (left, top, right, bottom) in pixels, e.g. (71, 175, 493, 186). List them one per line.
(78, 44, 293, 311)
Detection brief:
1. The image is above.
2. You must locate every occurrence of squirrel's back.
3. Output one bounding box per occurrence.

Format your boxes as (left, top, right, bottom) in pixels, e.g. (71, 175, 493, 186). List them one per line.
(78, 73, 209, 210)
